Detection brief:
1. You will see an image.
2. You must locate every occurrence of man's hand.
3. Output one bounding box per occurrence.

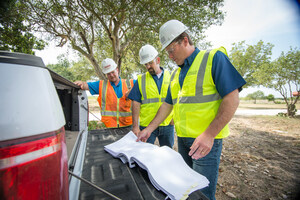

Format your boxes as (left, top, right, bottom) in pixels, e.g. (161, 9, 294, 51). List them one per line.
(188, 89, 240, 160)
(132, 126, 140, 136)
(135, 102, 173, 143)
(188, 132, 215, 159)
(125, 90, 131, 98)
(74, 81, 89, 90)
(125, 90, 131, 100)
(136, 128, 151, 142)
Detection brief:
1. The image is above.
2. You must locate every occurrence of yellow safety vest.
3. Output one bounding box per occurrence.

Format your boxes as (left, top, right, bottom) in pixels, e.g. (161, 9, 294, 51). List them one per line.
(138, 70, 173, 126)
(170, 47, 230, 138)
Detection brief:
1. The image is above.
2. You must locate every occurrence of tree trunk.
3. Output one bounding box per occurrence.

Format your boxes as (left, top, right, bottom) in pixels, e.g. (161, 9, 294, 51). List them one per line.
(87, 55, 106, 80)
(287, 103, 297, 117)
(71, 42, 106, 80)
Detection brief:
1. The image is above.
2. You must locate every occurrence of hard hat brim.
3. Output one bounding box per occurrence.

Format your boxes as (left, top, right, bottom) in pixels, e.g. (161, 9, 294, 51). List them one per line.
(103, 65, 117, 74)
(160, 27, 188, 51)
(159, 19, 189, 51)
(140, 57, 155, 65)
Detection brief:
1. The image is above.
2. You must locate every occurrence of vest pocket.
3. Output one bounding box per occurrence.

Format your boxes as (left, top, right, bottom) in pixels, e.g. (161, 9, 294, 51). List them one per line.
(101, 116, 110, 127)
(120, 116, 132, 124)
(124, 99, 131, 108)
(184, 109, 215, 137)
(140, 107, 156, 126)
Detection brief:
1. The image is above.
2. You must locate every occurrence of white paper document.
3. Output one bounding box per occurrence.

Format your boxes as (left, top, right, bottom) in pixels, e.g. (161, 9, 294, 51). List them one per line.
(104, 131, 209, 200)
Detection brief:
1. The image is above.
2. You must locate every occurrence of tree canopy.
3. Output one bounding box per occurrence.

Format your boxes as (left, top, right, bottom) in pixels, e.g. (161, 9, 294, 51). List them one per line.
(47, 55, 75, 81)
(0, 0, 46, 54)
(266, 94, 275, 102)
(230, 41, 299, 117)
(47, 54, 97, 82)
(256, 47, 300, 117)
(229, 40, 274, 87)
(23, 0, 225, 79)
(246, 90, 265, 104)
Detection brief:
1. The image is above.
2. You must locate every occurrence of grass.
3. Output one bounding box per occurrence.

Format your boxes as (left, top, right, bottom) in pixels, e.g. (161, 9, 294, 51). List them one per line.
(88, 120, 105, 130)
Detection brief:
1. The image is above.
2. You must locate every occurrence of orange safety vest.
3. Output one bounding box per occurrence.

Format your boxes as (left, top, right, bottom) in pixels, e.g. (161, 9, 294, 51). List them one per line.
(97, 79, 134, 128)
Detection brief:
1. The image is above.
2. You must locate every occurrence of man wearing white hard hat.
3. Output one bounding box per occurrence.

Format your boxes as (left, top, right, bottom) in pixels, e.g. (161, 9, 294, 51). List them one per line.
(137, 20, 246, 200)
(127, 44, 174, 148)
(74, 58, 135, 128)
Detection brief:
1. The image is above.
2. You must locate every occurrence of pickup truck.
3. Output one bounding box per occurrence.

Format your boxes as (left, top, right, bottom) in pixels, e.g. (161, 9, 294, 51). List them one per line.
(0, 51, 208, 200)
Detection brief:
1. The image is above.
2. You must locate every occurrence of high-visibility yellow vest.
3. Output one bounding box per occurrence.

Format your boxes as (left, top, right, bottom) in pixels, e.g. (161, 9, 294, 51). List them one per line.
(138, 70, 173, 126)
(170, 47, 230, 138)
(97, 79, 134, 128)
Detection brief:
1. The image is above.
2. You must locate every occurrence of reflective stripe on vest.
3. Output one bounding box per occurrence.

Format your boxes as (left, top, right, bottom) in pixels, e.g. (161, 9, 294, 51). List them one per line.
(101, 79, 133, 110)
(170, 47, 229, 138)
(138, 71, 173, 126)
(140, 74, 162, 104)
(171, 50, 221, 104)
(98, 79, 133, 128)
(100, 111, 132, 117)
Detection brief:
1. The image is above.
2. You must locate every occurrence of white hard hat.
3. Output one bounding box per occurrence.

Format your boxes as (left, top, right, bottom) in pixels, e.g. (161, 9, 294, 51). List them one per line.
(101, 58, 117, 74)
(139, 44, 158, 64)
(159, 19, 188, 50)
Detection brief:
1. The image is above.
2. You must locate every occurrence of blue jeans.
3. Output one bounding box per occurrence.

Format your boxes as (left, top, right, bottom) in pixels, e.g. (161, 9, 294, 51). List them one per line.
(140, 125, 174, 148)
(177, 137, 223, 200)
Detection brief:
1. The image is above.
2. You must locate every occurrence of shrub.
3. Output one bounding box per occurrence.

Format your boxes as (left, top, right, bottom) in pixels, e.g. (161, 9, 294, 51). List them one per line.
(88, 121, 106, 130)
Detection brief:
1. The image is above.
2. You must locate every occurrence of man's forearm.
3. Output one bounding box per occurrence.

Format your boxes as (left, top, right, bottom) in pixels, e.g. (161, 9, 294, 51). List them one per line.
(206, 89, 240, 137)
(132, 101, 141, 129)
(137, 102, 173, 142)
(188, 89, 240, 159)
(147, 102, 173, 132)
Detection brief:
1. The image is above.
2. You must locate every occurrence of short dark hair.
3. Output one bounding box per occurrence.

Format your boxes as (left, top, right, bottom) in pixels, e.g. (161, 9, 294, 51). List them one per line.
(173, 32, 193, 45)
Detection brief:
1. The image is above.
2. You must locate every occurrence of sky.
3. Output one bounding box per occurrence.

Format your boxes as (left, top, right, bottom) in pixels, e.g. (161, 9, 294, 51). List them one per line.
(36, 0, 300, 98)
(203, 0, 300, 98)
(205, 0, 300, 58)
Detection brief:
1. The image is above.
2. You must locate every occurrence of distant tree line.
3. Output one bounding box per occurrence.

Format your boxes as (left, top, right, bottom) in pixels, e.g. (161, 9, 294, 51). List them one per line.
(242, 91, 279, 103)
(47, 54, 97, 82)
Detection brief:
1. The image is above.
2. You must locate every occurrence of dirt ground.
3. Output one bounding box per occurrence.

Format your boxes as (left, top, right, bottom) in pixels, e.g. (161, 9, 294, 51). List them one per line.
(88, 97, 300, 200)
(215, 115, 300, 200)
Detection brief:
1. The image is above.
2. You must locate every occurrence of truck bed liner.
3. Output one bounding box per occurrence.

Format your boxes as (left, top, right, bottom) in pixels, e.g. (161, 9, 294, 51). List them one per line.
(79, 127, 208, 200)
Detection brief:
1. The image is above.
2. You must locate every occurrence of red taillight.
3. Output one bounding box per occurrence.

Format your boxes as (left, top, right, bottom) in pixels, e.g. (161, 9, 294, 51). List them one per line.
(0, 127, 69, 200)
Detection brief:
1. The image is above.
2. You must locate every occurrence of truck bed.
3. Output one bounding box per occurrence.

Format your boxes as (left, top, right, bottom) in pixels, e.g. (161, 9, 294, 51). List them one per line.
(78, 127, 209, 200)
(49, 70, 208, 199)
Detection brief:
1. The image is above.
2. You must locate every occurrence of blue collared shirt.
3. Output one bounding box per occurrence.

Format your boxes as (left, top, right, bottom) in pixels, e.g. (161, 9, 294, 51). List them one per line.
(165, 47, 246, 104)
(128, 68, 165, 103)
